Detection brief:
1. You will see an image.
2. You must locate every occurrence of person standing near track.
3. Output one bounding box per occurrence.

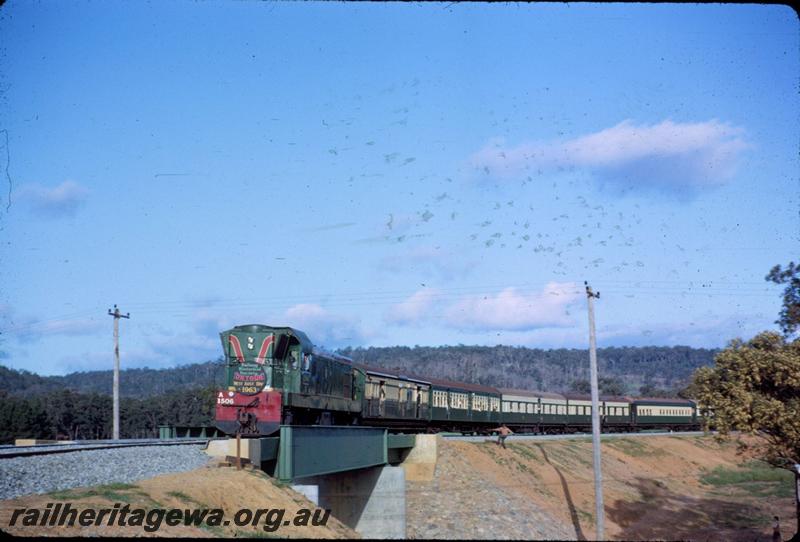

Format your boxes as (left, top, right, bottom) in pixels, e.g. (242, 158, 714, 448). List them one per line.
(491, 424, 514, 449)
(773, 516, 782, 542)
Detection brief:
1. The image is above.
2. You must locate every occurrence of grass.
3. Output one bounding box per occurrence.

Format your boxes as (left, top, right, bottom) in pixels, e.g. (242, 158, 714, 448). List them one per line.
(552, 441, 593, 467)
(48, 483, 139, 503)
(99, 482, 139, 490)
(606, 438, 664, 457)
(508, 443, 539, 461)
(700, 460, 793, 486)
(47, 483, 162, 506)
(166, 490, 208, 507)
(700, 460, 794, 498)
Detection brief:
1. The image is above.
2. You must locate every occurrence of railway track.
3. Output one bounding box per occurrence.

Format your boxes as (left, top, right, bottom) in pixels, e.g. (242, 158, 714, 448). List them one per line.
(443, 430, 707, 442)
(0, 438, 217, 459)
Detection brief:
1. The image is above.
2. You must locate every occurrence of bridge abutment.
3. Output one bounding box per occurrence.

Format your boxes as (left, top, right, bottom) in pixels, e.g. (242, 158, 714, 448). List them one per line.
(294, 465, 406, 539)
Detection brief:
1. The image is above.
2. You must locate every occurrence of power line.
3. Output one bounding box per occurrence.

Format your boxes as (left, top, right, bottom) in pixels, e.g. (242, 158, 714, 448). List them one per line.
(0, 278, 783, 335)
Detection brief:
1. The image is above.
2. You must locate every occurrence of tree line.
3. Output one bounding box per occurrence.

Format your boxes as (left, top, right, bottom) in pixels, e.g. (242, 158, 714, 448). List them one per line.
(0, 387, 217, 444)
(1, 346, 717, 402)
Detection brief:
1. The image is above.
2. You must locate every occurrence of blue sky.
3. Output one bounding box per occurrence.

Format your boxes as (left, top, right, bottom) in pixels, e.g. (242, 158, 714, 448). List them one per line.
(0, 2, 797, 375)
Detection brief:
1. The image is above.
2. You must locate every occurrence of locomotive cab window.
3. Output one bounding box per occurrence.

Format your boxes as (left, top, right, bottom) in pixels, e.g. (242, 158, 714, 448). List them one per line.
(273, 334, 290, 361)
(289, 349, 300, 370)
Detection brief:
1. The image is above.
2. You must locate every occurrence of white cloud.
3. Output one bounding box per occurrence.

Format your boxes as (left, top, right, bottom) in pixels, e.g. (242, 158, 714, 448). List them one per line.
(15, 180, 90, 218)
(443, 283, 581, 332)
(470, 119, 749, 192)
(384, 288, 441, 326)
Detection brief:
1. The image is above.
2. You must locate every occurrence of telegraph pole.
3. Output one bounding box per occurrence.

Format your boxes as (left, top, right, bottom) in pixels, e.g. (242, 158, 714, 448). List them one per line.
(108, 305, 130, 440)
(585, 281, 605, 540)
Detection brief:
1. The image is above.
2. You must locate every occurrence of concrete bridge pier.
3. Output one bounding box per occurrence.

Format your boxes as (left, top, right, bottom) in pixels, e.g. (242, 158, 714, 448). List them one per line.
(205, 429, 439, 538)
(293, 465, 406, 539)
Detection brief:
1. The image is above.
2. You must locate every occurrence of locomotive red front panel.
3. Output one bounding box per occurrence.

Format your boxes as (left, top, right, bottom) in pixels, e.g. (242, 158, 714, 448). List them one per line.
(215, 390, 281, 436)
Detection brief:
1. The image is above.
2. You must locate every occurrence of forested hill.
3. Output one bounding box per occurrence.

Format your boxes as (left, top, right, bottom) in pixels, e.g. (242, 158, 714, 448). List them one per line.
(339, 344, 718, 396)
(0, 361, 225, 398)
(1, 345, 717, 398)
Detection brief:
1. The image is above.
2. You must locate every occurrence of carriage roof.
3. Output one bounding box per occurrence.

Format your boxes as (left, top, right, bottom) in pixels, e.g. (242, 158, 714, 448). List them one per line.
(498, 388, 566, 401)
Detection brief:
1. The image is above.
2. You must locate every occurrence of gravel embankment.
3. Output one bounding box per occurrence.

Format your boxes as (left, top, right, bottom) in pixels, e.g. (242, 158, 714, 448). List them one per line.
(0, 445, 213, 500)
(407, 440, 573, 540)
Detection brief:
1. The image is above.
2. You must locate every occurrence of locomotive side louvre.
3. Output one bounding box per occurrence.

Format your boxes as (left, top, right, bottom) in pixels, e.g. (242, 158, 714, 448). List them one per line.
(287, 346, 363, 415)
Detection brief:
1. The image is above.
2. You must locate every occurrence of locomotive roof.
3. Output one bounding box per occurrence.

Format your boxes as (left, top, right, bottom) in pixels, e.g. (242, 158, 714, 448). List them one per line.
(227, 325, 355, 362)
(311, 346, 354, 364)
(498, 388, 566, 400)
(228, 324, 314, 348)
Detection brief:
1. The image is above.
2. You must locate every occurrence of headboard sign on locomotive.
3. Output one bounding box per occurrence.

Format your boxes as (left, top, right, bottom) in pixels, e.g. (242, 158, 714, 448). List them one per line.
(214, 324, 701, 437)
(231, 363, 267, 395)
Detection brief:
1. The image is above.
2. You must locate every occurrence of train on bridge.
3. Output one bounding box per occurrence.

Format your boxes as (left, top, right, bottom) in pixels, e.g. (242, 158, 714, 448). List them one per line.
(215, 324, 701, 436)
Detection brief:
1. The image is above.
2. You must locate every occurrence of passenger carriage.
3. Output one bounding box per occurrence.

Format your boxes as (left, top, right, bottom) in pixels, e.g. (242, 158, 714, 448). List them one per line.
(428, 378, 501, 433)
(358, 366, 431, 428)
(601, 396, 633, 431)
(564, 393, 594, 429)
(498, 389, 568, 432)
(563, 394, 635, 432)
(632, 398, 697, 430)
